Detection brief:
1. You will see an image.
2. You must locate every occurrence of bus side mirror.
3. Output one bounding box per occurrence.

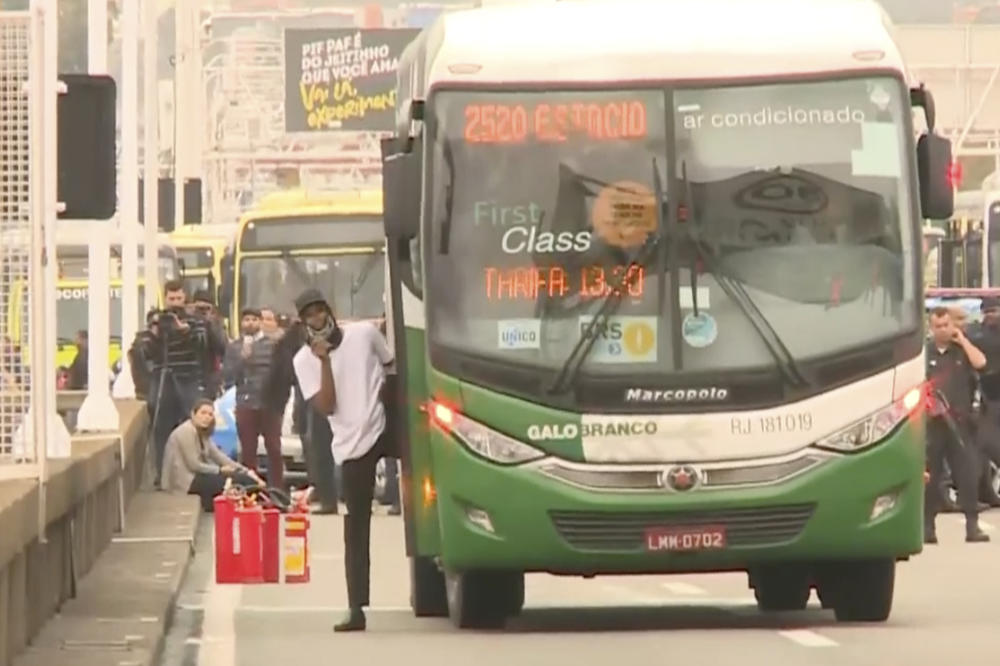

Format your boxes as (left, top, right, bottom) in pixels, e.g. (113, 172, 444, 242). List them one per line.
(917, 133, 954, 221)
(380, 137, 421, 239)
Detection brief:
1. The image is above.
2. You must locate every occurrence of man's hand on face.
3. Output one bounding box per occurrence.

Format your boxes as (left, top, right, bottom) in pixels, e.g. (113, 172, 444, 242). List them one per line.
(310, 338, 331, 359)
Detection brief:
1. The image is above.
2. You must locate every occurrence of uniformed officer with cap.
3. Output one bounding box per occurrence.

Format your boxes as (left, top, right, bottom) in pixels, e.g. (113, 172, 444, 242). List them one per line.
(925, 306, 990, 543)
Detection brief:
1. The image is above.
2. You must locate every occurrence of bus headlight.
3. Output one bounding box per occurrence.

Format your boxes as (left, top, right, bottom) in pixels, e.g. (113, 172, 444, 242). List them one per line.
(815, 387, 922, 453)
(431, 402, 545, 465)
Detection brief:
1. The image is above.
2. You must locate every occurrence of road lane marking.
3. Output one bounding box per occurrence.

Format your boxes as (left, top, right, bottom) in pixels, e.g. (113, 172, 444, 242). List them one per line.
(778, 629, 838, 647)
(601, 583, 751, 608)
(660, 582, 707, 595)
(178, 604, 412, 613)
(311, 553, 343, 561)
(197, 578, 240, 666)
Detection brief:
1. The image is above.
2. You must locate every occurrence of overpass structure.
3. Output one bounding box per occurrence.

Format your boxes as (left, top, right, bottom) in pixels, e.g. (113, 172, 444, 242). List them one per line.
(896, 23, 1000, 166)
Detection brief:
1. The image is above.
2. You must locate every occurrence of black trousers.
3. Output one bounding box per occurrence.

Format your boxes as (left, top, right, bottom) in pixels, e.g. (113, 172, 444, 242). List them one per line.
(342, 429, 390, 610)
(975, 399, 1000, 496)
(150, 371, 203, 486)
(188, 471, 258, 512)
(925, 416, 979, 523)
(304, 404, 338, 508)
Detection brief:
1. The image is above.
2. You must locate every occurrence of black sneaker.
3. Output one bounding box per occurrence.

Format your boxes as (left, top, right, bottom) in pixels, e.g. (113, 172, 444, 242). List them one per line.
(966, 526, 991, 543)
(388, 505, 401, 516)
(333, 608, 366, 632)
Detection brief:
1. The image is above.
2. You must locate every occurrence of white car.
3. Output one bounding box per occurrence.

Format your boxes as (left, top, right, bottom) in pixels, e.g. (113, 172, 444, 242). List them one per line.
(256, 394, 307, 478)
(254, 395, 395, 504)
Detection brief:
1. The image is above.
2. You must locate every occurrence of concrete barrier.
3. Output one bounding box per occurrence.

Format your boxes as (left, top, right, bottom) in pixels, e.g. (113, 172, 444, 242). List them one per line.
(0, 400, 149, 666)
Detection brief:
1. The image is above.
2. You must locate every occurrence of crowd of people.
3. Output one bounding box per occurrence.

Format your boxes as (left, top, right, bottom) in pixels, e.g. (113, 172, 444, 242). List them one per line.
(127, 279, 401, 527)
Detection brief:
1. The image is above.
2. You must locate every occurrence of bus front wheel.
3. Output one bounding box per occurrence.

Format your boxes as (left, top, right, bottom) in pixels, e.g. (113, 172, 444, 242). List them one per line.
(825, 559, 896, 623)
(444, 569, 522, 629)
(410, 556, 448, 617)
(750, 565, 811, 612)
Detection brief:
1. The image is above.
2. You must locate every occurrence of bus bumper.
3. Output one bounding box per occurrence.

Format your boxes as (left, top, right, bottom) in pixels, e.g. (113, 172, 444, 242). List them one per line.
(428, 421, 925, 574)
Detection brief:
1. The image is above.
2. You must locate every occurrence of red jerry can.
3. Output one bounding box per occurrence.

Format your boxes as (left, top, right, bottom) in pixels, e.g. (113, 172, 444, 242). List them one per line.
(283, 513, 311, 584)
(213, 495, 241, 584)
(235, 504, 265, 583)
(261, 508, 282, 584)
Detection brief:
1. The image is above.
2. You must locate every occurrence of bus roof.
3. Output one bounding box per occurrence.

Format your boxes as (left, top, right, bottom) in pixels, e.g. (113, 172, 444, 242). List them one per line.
(400, 0, 905, 110)
(242, 189, 383, 223)
(169, 223, 239, 247)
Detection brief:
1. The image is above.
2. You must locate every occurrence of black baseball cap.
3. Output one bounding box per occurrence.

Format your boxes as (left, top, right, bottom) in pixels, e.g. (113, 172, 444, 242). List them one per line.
(295, 288, 327, 315)
(193, 290, 214, 305)
(241, 307, 262, 318)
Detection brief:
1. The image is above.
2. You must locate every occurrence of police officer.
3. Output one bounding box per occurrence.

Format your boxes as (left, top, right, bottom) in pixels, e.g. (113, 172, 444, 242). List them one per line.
(965, 296, 1000, 506)
(925, 306, 990, 543)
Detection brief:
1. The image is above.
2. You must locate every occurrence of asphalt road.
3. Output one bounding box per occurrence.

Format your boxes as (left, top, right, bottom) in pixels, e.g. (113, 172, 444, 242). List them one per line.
(160, 507, 999, 666)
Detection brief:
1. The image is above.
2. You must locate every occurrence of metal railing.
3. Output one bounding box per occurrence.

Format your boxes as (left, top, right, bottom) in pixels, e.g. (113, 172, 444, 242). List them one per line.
(0, 9, 37, 479)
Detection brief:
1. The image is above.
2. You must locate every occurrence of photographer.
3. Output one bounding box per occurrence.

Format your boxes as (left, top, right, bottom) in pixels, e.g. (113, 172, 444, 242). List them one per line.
(191, 290, 228, 398)
(134, 280, 214, 487)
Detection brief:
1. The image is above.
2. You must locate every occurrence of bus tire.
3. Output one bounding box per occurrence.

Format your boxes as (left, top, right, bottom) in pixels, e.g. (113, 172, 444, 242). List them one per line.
(830, 559, 895, 623)
(502, 572, 525, 616)
(444, 569, 516, 629)
(751, 565, 811, 612)
(410, 556, 448, 617)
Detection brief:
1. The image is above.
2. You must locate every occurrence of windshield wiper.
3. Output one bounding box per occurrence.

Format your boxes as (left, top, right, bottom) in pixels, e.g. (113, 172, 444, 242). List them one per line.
(677, 161, 810, 389)
(547, 166, 665, 395)
(280, 251, 317, 288)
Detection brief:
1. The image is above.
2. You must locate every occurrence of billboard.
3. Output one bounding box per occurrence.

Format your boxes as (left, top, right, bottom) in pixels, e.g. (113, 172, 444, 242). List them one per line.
(284, 27, 420, 132)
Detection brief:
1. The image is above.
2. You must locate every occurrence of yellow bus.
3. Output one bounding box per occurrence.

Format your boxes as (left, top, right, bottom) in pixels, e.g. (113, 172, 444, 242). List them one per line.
(223, 189, 386, 337)
(169, 223, 239, 301)
(2, 224, 181, 371)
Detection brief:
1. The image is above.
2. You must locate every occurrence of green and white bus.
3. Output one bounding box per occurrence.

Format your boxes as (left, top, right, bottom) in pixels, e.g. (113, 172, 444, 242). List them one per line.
(380, 0, 955, 629)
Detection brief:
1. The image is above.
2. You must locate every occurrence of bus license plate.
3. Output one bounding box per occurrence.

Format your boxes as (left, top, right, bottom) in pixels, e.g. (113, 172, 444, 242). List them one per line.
(644, 525, 727, 552)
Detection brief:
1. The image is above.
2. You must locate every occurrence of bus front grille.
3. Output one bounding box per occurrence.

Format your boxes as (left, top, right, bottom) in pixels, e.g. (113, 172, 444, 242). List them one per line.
(549, 504, 816, 552)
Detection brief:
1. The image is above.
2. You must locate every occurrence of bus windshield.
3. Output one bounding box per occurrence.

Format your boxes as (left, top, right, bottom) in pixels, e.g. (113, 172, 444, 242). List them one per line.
(238, 252, 385, 319)
(426, 77, 918, 393)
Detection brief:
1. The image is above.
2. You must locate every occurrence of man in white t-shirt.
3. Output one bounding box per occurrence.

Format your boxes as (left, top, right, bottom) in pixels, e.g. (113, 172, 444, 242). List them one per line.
(291, 288, 394, 632)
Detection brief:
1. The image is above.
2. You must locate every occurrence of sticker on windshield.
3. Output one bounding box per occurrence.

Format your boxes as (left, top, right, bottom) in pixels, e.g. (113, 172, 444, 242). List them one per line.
(497, 319, 541, 350)
(591, 181, 657, 250)
(850, 122, 900, 178)
(682, 312, 718, 348)
(579, 315, 657, 363)
(679, 286, 710, 310)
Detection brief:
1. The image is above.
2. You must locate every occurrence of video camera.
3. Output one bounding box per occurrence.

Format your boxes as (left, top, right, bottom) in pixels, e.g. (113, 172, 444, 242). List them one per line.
(148, 308, 186, 335)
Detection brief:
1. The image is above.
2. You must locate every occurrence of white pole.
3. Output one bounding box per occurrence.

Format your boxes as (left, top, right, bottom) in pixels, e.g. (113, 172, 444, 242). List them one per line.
(38, 0, 71, 460)
(76, 0, 119, 433)
(143, 0, 160, 312)
(113, 0, 139, 401)
(173, 0, 187, 232)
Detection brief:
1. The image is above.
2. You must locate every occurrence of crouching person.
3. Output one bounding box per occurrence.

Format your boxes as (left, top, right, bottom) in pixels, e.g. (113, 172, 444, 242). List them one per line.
(161, 398, 262, 511)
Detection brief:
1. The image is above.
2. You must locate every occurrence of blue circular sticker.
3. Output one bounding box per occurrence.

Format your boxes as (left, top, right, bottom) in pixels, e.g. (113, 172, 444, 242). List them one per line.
(682, 312, 718, 348)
